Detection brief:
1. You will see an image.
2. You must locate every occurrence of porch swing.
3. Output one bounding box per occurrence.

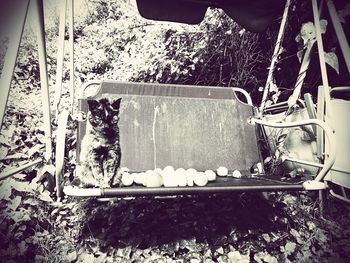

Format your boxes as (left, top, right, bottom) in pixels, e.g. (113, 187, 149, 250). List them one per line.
(0, 0, 348, 202)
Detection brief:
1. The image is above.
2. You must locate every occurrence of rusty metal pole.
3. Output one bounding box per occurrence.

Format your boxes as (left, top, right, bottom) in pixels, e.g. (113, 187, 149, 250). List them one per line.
(69, 0, 75, 113)
(0, 0, 30, 131)
(53, 0, 67, 116)
(32, 0, 53, 161)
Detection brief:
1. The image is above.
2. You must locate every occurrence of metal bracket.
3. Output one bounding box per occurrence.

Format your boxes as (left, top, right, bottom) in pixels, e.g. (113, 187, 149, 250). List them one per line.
(303, 180, 327, 190)
(63, 186, 102, 197)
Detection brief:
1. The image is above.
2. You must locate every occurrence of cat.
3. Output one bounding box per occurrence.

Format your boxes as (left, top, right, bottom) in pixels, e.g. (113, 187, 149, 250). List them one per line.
(76, 97, 122, 187)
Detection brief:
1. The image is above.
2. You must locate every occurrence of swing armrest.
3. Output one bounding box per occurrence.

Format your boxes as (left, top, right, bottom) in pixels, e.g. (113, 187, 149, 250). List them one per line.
(249, 117, 336, 188)
(79, 80, 102, 98)
(330, 86, 350, 99)
(55, 110, 72, 199)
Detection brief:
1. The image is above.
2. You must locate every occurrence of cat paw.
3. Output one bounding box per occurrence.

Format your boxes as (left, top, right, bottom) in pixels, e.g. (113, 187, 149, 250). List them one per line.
(110, 173, 122, 187)
(71, 176, 99, 188)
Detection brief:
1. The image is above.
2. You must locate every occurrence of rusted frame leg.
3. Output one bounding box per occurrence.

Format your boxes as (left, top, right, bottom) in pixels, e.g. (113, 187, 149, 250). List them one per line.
(0, 0, 30, 131)
(32, 0, 53, 161)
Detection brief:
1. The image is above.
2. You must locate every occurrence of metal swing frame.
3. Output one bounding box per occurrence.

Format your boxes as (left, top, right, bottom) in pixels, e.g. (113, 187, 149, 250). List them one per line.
(0, 0, 348, 202)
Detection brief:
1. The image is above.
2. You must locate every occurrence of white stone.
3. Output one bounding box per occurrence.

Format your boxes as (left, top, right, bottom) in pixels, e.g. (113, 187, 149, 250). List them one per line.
(194, 172, 208, 186)
(217, 166, 228, 176)
(232, 170, 242, 178)
(145, 171, 163, 187)
(176, 168, 187, 187)
(121, 172, 133, 186)
(205, 170, 216, 181)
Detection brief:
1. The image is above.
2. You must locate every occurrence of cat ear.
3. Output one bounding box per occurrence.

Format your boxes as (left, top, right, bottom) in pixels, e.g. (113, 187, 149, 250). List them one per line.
(111, 98, 122, 110)
(87, 99, 99, 111)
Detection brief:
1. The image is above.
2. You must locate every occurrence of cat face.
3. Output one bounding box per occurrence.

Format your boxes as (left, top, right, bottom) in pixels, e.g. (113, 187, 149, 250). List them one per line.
(87, 98, 122, 136)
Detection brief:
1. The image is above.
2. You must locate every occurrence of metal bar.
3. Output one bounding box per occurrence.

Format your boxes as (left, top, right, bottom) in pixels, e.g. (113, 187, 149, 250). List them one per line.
(312, 0, 332, 117)
(55, 110, 71, 199)
(33, 0, 53, 161)
(102, 184, 305, 196)
(264, 103, 289, 115)
(259, 0, 291, 112)
(330, 190, 350, 204)
(304, 93, 317, 118)
(267, 101, 288, 108)
(327, 0, 350, 75)
(283, 156, 349, 174)
(250, 117, 336, 182)
(341, 186, 347, 198)
(304, 93, 317, 134)
(0, 0, 30, 131)
(53, 0, 67, 116)
(319, 0, 324, 16)
(0, 159, 43, 181)
(231, 87, 253, 106)
(317, 86, 325, 159)
(63, 184, 304, 198)
(81, 80, 102, 98)
(69, 0, 75, 113)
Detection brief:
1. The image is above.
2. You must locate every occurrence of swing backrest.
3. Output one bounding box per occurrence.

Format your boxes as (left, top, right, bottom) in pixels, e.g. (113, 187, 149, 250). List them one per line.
(76, 81, 261, 172)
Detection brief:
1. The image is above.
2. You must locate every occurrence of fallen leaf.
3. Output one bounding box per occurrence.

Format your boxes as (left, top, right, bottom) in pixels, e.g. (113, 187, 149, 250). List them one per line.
(38, 190, 53, 202)
(38, 164, 56, 177)
(8, 196, 22, 211)
(23, 197, 40, 206)
(0, 146, 9, 159)
(36, 133, 46, 144)
(228, 251, 242, 262)
(13, 173, 27, 180)
(269, 256, 278, 263)
(262, 233, 271, 243)
(306, 221, 316, 231)
(263, 254, 272, 263)
(0, 179, 12, 200)
(77, 251, 96, 263)
(290, 229, 303, 244)
(10, 209, 31, 223)
(11, 179, 34, 193)
(216, 247, 224, 255)
(27, 144, 44, 157)
(66, 250, 77, 262)
(284, 241, 296, 256)
(17, 240, 27, 255)
(1, 152, 28, 160)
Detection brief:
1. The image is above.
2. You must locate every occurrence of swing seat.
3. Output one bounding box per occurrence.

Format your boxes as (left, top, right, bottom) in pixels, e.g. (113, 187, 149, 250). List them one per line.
(59, 81, 329, 198)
